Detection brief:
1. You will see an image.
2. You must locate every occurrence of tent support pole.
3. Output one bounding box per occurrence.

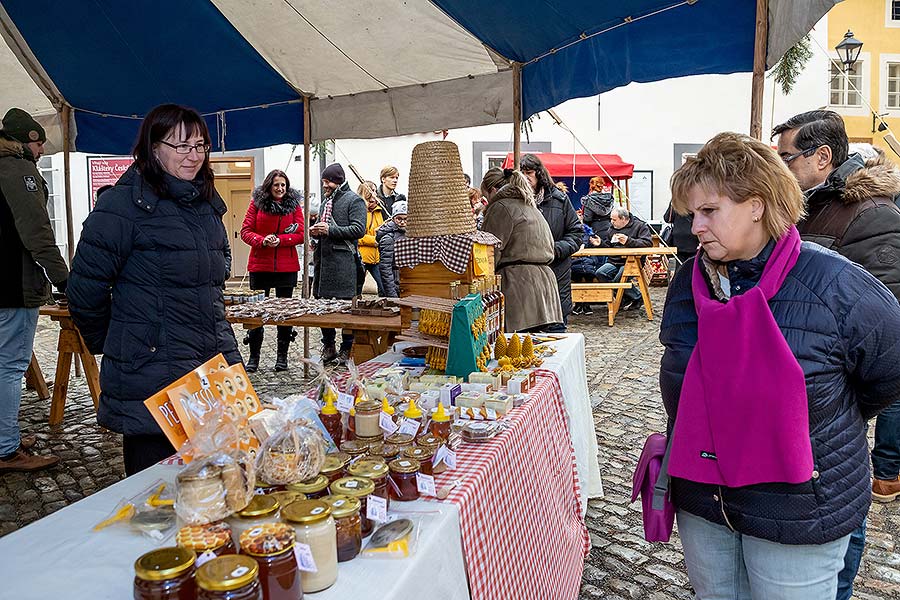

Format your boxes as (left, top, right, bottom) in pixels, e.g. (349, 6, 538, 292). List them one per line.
(749, 0, 768, 140)
(513, 63, 522, 169)
(61, 104, 75, 264)
(302, 98, 311, 378)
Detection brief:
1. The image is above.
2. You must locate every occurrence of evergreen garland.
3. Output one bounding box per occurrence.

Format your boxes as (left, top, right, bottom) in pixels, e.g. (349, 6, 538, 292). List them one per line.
(769, 35, 813, 95)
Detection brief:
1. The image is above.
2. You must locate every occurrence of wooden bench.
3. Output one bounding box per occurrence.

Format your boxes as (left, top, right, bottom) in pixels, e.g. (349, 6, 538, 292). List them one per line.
(571, 282, 634, 326)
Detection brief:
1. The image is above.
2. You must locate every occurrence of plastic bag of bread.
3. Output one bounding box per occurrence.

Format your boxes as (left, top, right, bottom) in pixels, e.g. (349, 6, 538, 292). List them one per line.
(255, 396, 328, 485)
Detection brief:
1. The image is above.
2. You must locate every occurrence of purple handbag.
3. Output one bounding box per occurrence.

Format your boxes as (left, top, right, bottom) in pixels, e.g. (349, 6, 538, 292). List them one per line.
(631, 433, 675, 542)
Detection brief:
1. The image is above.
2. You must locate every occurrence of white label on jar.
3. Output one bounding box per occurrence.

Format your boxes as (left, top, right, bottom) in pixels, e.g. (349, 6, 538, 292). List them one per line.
(345, 480, 359, 489)
(336, 393, 354, 413)
(196, 550, 217, 568)
(398, 418, 420, 437)
(333, 499, 345, 507)
(416, 473, 436, 497)
(380, 412, 398, 435)
(434, 445, 457, 469)
(294, 543, 318, 572)
(367, 494, 387, 522)
(254, 488, 266, 495)
(311, 506, 325, 515)
(399, 460, 411, 468)
(248, 527, 264, 536)
(230, 566, 250, 578)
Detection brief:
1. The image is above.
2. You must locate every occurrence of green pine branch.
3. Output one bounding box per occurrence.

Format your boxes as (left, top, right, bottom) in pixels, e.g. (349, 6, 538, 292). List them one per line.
(769, 35, 813, 96)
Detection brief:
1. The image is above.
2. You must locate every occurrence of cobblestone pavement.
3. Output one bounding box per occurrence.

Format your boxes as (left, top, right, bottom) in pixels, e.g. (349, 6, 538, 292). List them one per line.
(3, 289, 899, 599)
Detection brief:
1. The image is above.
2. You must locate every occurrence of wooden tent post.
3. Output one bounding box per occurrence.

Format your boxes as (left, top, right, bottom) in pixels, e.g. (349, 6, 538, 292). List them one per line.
(513, 63, 522, 169)
(624, 178, 631, 212)
(61, 104, 75, 263)
(302, 98, 311, 378)
(749, 0, 768, 140)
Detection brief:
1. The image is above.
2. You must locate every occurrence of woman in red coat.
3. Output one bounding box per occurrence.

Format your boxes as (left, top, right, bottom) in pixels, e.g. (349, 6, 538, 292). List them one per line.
(240, 169, 304, 371)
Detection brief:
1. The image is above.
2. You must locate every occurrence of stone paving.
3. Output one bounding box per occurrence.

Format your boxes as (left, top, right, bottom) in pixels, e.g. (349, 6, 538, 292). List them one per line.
(2, 288, 899, 599)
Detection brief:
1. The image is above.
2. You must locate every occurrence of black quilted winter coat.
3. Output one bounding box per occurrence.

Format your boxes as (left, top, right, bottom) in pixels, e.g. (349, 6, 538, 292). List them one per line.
(68, 165, 240, 436)
(660, 241, 900, 545)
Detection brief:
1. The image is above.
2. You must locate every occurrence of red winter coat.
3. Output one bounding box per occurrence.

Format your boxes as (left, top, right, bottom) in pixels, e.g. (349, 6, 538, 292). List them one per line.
(241, 187, 305, 273)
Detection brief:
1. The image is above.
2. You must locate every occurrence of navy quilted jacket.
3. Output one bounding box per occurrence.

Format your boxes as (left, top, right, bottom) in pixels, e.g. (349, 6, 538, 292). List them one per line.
(660, 241, 900, 545)
(68, 165, 240, 436)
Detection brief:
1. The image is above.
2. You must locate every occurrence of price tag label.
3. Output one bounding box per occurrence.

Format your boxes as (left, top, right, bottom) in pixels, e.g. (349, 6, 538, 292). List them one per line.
(336, 393, 354, 414)
(485, 408, 498, 421)
(398, 418, 420, 437)
(367, 494, 388, 522)
(196, 550, 217, 568)
(379, 412, 398, 435)
(416, 472, 436, 497)
(345, 479, 359, 489)
(294, 542, 318, 572)
(434, 445, 457, 469)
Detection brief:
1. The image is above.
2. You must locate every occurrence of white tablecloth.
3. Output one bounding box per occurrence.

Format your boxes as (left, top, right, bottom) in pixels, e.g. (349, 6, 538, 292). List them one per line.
(0, 464, 470, 600)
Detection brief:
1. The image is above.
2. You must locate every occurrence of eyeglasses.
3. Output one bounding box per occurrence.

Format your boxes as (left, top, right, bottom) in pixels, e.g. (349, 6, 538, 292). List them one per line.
(159, 140, 211, 155)
(780, 146, 819, 164)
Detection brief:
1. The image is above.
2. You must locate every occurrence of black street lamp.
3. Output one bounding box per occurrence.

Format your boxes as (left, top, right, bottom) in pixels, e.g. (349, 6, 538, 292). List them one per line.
(835, 30, 863, 71)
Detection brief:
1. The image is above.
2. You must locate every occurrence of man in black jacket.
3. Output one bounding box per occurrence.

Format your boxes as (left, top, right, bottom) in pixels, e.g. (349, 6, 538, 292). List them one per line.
(596, 207, 652, 310)
(774, 109, 900, 600)
(0, 108, 68, 472)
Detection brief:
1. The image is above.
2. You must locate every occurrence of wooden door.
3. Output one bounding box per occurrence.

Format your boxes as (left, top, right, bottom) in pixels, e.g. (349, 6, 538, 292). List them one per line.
(212, 159, 254, 279)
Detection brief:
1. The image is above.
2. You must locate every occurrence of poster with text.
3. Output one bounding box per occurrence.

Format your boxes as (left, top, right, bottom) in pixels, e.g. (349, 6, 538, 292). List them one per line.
(88, 156, 133, 208)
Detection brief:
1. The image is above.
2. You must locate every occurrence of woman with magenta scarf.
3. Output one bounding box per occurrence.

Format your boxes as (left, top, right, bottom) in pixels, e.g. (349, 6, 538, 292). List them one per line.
(659, 132, 900, 599)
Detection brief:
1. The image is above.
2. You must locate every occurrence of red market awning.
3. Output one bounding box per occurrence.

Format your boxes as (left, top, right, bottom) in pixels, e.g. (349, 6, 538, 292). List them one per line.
(502, 152, 634, 180)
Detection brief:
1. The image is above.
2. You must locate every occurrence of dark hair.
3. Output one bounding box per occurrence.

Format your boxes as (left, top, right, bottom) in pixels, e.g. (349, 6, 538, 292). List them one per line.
(771, 110, 849, 167)
(132, 104, 215, 201)
(519, 154, 555, 194)
(262, 169, 290, 196)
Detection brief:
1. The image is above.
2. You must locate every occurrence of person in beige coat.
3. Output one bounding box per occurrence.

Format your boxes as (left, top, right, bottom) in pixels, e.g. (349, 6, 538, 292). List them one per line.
(481, 168, 564, 332)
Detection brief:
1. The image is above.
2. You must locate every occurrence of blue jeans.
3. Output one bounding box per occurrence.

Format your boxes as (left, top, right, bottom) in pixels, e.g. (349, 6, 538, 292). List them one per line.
(0, 307, 39, 457)
(873, 399, 900, 480)
(364, 262, 385, 296)
(595, 263, 641, 301)
(836, 519, 866, 600)
(677, 510, 850, 599)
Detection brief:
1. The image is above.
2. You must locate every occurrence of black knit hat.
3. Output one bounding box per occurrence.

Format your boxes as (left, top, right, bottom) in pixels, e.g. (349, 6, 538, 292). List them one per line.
(321, 163, 345, 185)
(2, 108, 46, 144)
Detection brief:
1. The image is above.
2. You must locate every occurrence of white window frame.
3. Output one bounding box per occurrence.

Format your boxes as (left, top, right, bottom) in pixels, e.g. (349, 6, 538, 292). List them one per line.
(38, 156, 68, 265)
(886, 0, 900, 28)
(827, 51, 871, 118)
(480, 151, 508, 177)
(882, 54, 900, 116)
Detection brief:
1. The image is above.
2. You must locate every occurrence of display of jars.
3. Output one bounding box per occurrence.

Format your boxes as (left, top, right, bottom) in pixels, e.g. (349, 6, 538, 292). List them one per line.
(402, 447, 434, 476)
(322, 494, 363, 562)
(319, 453, 351, 485)
(286, 474, 329, 499)
(329, 476, 377, 536)
(388, 458, 421, 502)
(347, 458, 390, 509)
(339, 439, 369, 460)
(195, 555, 262, 600)
(133, 546, 197, 600)
(281, 500, 338, 593)
(354, 400, 382, 438)
(176, 522, 237, 559)
(228, 495, 279, 542)
(239, 522, 301, 600)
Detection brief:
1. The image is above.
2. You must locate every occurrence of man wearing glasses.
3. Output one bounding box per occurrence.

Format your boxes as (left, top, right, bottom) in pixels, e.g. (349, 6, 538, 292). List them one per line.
(774, 109, 900, 600)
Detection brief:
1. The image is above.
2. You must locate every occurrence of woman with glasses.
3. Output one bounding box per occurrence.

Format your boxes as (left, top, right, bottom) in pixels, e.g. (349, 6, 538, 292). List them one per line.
(68, 104, 240, 475)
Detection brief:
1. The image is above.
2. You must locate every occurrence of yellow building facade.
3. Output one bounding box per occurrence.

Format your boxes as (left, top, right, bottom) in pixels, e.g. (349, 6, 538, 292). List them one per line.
(828, 0, 900, 165)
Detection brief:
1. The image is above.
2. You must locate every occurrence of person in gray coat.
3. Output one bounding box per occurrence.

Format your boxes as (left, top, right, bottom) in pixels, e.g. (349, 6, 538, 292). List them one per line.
(376, 201, 408, 298)
(310, 163, 366, 364)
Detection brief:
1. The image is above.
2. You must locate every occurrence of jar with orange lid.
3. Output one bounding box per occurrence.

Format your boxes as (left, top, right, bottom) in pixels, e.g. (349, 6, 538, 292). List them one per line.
(403, 446, 434, 476)
(286, 474, 329, 499)
(388, 458, 421, 501)
(195, 555, 262, 600)
(228, 495, 279, 542)
(330, 476, 376, 536)
(133, 546, 197, 600)
(176, 522, 237, 561)
(281, 500, 338, 593)
(322, 494, 362, 562)
(319, 453, 350, 484)
(239, 522, 301, 600)
(347, 458, 391, 509)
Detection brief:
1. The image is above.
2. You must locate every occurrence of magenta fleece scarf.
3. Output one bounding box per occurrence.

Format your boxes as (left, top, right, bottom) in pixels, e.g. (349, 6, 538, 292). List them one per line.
(667, 226, 814, 487)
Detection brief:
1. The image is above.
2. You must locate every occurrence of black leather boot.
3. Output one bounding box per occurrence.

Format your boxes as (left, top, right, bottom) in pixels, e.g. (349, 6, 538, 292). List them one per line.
(243, 328, 263, 373)
(274, 340, 290, 372)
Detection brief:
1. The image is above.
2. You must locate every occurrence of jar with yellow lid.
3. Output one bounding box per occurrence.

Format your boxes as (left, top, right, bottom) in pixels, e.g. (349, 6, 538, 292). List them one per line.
(429, 402, 452, 441)
(388, 458, 421, 501)
(330, 476, 377, 536)
(322, 494, 362, 562)
(239, 522, 301, 600)
(367, 442, 401, 463)
(195, 555, 262, 600)
(176, 521, 237, 559)
(417, 434, 443, 451)
(286, 474, 329, 499)
(319, 452, 351, 484)
(384, 432, 415, 453)
(227, 494, 279, 542)
(347, 458, 391, 509)
(281, 500, 338, 593)
(402, 397, 424, 431)
(319, 392, 342, 447)
(267, 490, 306, 513)
(403, 446, 435, 476)
(339, 439, 370, 459)
(133, 546, 197, 600)
(354, 399, 382, 438)
(253, 478, 283, 496)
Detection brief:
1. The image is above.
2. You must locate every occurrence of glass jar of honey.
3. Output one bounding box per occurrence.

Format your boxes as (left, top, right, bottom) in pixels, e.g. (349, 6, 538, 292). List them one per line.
(286, 474, 329, 499)
(322, 494, 362, 562)
(402, 447, 434, 476)
(384, 433, 415, 453)
(319, 453, 351, 484)
(388, 458, 421, 501)
(195, 555, 262, 600)
(228, 495, 279, 542)
(429, 403, 452, 442)
(281, 500, 338, 593)
(417, 434, 443, 452)
(339, 439, 370, 460)
(176, 522, 237, 560)
(133, 546, 197, 600)
(354, 400, 382, 438)
(239, 522, 301, 600)
(347, 458, 391, 509)
(367, 442, 401, 463)
(329, 476, 376, 536)
(267, 491, 306, 514)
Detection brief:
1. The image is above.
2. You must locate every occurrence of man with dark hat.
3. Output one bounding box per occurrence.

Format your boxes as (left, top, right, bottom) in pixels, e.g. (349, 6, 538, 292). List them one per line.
(309, 163, 366, 364)
(0, 107, 68, 471)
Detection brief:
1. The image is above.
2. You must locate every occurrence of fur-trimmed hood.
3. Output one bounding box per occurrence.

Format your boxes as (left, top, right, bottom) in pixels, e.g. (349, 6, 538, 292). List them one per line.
(251, 185, 303, 215)
(843, 153, 900, 204)
(0, 132, 24, 160)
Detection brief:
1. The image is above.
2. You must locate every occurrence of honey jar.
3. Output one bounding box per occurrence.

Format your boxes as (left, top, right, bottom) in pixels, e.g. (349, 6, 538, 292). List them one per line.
(133, 546, 197, 600)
